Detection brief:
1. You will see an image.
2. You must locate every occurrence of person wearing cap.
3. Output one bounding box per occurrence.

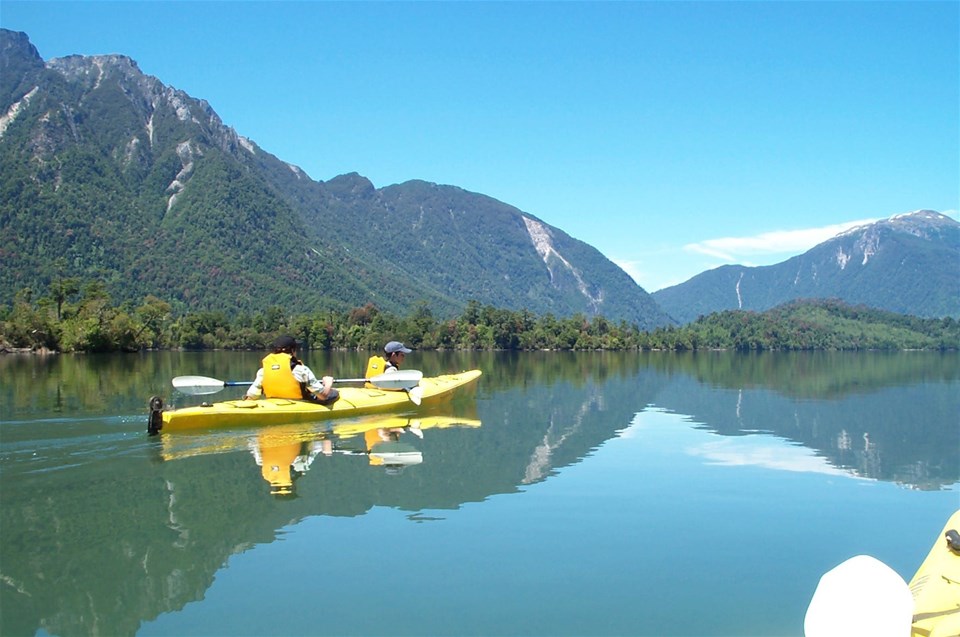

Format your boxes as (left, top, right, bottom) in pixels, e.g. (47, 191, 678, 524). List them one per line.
(383, 341, 412, 373)
(245, 335, 339, 405)
(363, 340, 413, 383)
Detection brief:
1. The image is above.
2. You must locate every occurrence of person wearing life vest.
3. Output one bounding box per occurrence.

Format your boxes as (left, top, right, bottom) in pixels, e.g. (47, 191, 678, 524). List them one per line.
(364, 341, 412, 386)
(245, 335, 339, 404)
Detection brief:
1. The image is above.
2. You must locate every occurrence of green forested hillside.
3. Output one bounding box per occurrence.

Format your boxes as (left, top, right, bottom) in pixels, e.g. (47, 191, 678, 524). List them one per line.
(0, 29, 671, 329)
(306, 177, 668, 328)
(645, 299, 959, 351)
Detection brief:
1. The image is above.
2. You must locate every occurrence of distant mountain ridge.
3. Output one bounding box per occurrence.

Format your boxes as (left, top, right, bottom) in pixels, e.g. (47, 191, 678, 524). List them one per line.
(653, 210, 960, 323)
(0, 29, 673, 329)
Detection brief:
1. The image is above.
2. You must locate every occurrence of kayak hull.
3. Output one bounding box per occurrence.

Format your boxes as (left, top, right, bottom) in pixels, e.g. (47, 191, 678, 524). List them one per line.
(151, 369, 481, 432)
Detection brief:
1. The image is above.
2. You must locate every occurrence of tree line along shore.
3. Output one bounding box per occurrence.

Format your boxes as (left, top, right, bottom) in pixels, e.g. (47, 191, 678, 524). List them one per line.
(2, 284, 957, 354)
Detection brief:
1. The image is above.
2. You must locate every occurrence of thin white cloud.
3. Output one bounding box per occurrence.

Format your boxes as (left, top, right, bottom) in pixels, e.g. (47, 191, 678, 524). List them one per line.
(685, 244, 736, 261)
(612, 259, 645, 285)
(689, 438, 871, 480)
(613, 215, 925, 292)
(684, 218, 880, 263)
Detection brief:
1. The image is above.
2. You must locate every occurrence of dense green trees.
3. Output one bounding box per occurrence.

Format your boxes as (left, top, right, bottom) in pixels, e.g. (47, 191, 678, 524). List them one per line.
(1, 285, 957, 353)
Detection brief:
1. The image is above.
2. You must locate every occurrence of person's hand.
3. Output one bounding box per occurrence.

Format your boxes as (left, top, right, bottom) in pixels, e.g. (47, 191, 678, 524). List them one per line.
(317, 375, 334, 398)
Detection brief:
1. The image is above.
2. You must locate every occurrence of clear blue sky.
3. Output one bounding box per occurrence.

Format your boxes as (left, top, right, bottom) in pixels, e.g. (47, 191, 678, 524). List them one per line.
(3, 1, 957, 291)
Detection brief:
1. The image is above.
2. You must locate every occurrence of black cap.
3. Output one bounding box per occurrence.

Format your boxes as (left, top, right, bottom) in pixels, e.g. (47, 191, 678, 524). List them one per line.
(272, 335, 297, 352)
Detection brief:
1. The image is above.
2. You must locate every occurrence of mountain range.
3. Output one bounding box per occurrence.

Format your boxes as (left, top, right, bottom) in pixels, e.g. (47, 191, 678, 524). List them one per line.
(653, 210, 959, 323)
(0, 29, 670, 329)
(1, 29, 955, 329)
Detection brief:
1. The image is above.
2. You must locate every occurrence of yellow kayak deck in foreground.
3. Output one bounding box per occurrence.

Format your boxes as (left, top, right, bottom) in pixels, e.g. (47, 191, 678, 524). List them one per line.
(151, 369, 481, 432)
(909, 509, 960, 637)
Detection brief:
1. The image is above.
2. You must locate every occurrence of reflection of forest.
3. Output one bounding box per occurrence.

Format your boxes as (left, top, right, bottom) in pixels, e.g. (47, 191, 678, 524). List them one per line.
(1, 350, 956, 636)
(638, 349, 960, 399)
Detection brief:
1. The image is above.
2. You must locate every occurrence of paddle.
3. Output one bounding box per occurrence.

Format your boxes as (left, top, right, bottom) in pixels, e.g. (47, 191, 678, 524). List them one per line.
(406, 385, 424, 406)
(172, 370, 424, 396)
(803, 554, 913, 637)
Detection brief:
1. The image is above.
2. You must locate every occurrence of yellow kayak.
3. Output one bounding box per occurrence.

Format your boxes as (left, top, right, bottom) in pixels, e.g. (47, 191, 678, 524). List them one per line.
(909, 509, 960, 637)
(149, 369, 481, 433)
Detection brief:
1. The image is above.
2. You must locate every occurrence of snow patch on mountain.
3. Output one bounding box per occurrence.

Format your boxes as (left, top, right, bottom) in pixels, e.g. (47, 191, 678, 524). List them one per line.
(166, 141, 199, 211)
(523, 216, 602, 309)
(169, 93, 193, 122)
(0, 87, 38, 139)
(856, 230, 880, 265)
(146, 113, 154, 147)
(123, 135, 141, 165)
(92, 58, 106, 91)
(836, 247, 850, 270)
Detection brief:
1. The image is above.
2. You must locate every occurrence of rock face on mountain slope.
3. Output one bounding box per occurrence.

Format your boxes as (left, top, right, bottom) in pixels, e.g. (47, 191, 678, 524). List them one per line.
(0, 29, 672, 328)
(653, 211, 960, 324)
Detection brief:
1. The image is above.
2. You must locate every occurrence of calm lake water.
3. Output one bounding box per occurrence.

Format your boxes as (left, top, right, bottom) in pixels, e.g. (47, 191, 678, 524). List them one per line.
(1, 350, 957, 637)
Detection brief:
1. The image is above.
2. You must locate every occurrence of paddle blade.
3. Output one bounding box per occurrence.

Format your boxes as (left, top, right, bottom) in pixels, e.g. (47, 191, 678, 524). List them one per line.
(171, 375, 226, 395)
(804, 555, 913, 637)
(367, 370, 423, 391)
(407, 385, 424, 406)
(369, 441, 423, 467)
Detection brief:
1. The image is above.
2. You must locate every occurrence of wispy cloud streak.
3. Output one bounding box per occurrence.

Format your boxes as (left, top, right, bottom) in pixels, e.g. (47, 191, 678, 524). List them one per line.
(684, 218, 879, 263)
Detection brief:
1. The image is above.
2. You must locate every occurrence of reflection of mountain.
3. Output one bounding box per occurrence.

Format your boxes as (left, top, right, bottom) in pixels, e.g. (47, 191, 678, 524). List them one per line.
(650, 355, 960, 489)
(0, 369, 657, 637)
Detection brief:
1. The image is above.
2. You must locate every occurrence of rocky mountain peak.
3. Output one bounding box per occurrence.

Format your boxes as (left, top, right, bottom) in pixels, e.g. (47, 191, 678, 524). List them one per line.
(0, 29, 41, 64)
(832, 210, 958, 257)
(325, 172, 377, 200)
(48, 53, 143, 83)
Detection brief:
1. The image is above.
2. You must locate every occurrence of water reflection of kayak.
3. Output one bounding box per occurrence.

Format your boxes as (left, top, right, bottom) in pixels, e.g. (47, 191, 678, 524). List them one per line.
(804, 509, 960, 637)
(151, 369, 481, 432)
(158, 414, 482, 462)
